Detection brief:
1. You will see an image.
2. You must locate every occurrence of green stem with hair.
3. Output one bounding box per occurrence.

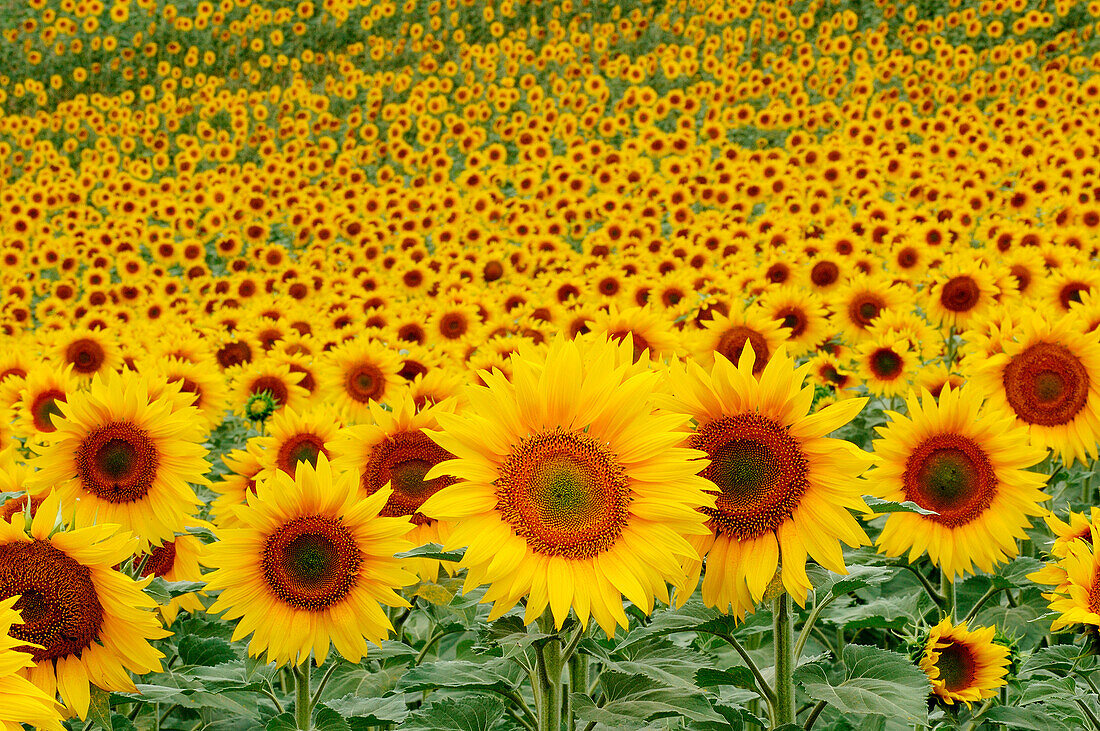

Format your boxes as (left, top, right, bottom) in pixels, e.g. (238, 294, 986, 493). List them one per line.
(535, 610, 564, 731)
(773, 593, 796, 727)
(940, 570, 956, 622)
(294, 662, 312, 730)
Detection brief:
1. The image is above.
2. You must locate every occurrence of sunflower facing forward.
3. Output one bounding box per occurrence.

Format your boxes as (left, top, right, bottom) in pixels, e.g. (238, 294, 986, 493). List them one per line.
(868, 384, 1049, 579)
(203, 454, 417, 667)
(29, 369, 210, 548)
(419, 334, 715, 637)
(658, 346, 873, 618)
(919, 619, 1010, 707)
(0, 492, 169, 720)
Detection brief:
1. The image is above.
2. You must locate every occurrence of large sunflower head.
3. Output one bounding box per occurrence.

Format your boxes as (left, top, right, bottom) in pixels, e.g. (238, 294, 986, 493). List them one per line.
(0, 595, 66, 731)
(29, 369, 210, 548)
(204, 454, 416, 667)
(658, 345, 872, 619)
(419, 334, 715, 637)
(919, 619, 1010, 707)
(972, 313, 1100, 465)
(869, 384, 1049, 579)
(0, 491, 169, 720)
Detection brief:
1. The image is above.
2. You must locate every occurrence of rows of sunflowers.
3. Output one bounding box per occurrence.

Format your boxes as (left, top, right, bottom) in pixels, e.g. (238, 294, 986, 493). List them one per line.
(4, 0, 1100, 728)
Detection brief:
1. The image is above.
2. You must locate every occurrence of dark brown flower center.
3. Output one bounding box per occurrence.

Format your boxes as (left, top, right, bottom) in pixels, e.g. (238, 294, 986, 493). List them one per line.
(262, 516, 361, 611)
(75, 422, 160, 503)
(903, 435, 996, 527)
(1003, 342, 1089, 426)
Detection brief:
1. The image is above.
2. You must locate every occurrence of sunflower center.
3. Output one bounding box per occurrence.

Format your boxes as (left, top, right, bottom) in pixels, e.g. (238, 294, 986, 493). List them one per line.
(496, 429, 630, 559)
(250, 376, 290, 407)
(76, 422, 160, 503)
(934, 642, 977, 692)
(850, 296, 883, 327)
(30, 389, 65, 432)
(777, 308, 807, 337)
(276, 434, 328, 475)
(1002, 342, 1090, 426)
(692, 414, 808, 540)
(870, 348, 904, 379)
(1089, 572, 1100, 616)
(262, 516, 361, 611)
(346, 364, 384, 402)
(0, 539, 105, 662)
(66, 338, 106, 374)
(903, 435, 997, 527)
(365, 430, 456, 525)
(716, 326, 769, 372)
(940, 276, 981, 312)
(141, 540, 178, 577)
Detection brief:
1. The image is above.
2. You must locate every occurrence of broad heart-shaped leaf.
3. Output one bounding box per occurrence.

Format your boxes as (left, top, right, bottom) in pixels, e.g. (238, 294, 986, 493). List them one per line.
(88, 686, 113, 730)
(314, 706, 353, 731)
(266, 713, 297, 731)
(604, 637, 714, 689)
(396, 543, 466, 562)
(1017, 676, 1079, 706)
(323, 693, 410, 727)
(572, 670, 724, 729)
(620, 597, 770, 647)
(396, 658, 524, 694)
(985, 704, 1084, 731)
(1020, 645, 1099, 676)
(822, 590, 931, 632)
(862, 497, 938, 516)
(795, 644, 929, 726)
(177, 635, 238, 666)
(804, 563, 896, 598)
(990, 556, 1044, 589)
(695, 666, 757, 691)
(473, 614, 553, 659)
(402, 693, 505, 731)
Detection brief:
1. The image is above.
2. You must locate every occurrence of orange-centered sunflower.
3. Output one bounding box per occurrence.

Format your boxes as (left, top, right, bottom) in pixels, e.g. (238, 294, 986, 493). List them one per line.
(658, 346, 873, 619)
(203, 454, 417, 667)
(868, 384, 1049, 579)
(0, 595, 65, 731)
(419, 334, 715, 637)
(972, 313, 1100, 465)
(0, 492, 169, 720)
(1035, 526, 1100, 632)
(29, 370, 210, 548)
(920, 619, 1010, 707)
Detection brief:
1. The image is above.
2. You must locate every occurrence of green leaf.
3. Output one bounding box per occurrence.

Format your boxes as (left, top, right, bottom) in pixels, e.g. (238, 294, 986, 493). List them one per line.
(990, 556, 1044, 589)
(178, 635, 238, 666)
(608, 638, 713, 689)
(1017, 676, 1078, 706)
(323, 693, 409, 725)
(805, 563, 897, 597)
(314, 706, 353, 731)
(1020, 645, 1097, 676)
(185, 525, 217, 541)
(396, 543, 465, 561)
(396, 659, 524, 694)
(572, 671, 724, 729)
(413, 581, 457, 605)
(862, 497, 938, 515)
(795, 644, 929, 726)
(88, 687, 113, 730)
(695, 666, 757, 691)
(266, 713, 297, 731)
(144, 577, 205, 604)
(985, 705, 1080, 731)
(402, 693, 505, 731)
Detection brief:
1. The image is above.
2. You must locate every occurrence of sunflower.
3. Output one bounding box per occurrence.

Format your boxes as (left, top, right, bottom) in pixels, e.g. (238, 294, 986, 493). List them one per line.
(1027, 509, 1098, 593)
(924, 260, 1001, 330)
(854, 336, 916, 397)
(135, 530, 208, 626)
(419, 334, 715, 636)
(1037, 530, 1100, 631)
(868, 384, 1049, 579)
(253, 406, 342, 481)
(920, 619, 1010, 707)
(210, 443, 265, 528)
(658, 346, 872, 618)
(331, 393, 459, 581)
(48, 328, 123, 381)
(0, 491, 169, 719)
(318, 338, 404, 423)
(831, 274, 908, 344)
(12, 365, 80, 439)
(230, 359, 310, 418)
(0, 351, 31, 412)
(587, 304, 683, 363)
(756, 286, 830, 357)
(29, 369, 210, 548)
(0, 595, 65, 731)
(203, 454, 416, 667)
(972, 313, 1100, 465)
(692, 306, 788, 374)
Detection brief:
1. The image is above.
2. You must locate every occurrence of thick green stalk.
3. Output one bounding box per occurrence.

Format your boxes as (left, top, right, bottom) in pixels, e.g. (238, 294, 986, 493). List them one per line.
(567, 650, 589, 731)
(941, 570, 956, 622)
(535, 610, 564, 731)
(294, 662, 312, 730)
(772, 593, 796, 727)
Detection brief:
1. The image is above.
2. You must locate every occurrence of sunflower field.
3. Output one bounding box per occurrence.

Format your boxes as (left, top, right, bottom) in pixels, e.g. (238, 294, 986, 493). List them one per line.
(7, 0, 1100, 729)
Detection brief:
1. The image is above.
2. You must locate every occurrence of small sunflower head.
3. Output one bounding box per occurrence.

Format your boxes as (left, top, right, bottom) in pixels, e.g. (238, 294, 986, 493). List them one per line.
(246, 390, 278, 424)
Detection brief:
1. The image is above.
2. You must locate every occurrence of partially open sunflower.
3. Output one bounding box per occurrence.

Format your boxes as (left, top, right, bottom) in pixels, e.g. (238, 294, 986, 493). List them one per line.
(920, 619, 1010, 707)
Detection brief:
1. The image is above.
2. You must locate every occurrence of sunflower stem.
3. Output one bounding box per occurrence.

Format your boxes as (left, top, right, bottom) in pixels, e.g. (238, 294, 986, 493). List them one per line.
(772, 593, 796, 727)
(535, 609, 564, 731)
(294, 662, 312, 730)
(310, 661, 340, 710)
(940, 570, 956, 622)
(567, 647, 590, 731)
